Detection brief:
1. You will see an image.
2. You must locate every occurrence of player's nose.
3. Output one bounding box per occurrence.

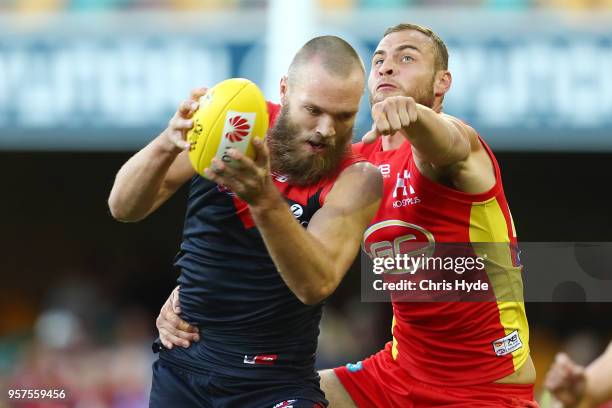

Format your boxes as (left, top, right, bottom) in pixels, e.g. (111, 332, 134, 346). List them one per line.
(377, 59, 395, 76)
(315, 115, 336, 139)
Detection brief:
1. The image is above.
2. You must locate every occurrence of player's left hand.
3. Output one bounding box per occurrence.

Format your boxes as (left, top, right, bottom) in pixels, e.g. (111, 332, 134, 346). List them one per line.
(156, 286, 200, 349)
(362, 96, 418, 144)
(204, 138, 277, 206)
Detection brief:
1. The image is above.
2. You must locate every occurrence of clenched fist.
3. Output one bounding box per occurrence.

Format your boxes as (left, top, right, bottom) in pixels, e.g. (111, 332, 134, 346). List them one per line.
(363, 96, 418, 144)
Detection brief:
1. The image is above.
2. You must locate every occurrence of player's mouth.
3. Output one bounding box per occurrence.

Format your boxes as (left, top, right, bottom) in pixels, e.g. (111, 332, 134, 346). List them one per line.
(377, 82, 397, 91)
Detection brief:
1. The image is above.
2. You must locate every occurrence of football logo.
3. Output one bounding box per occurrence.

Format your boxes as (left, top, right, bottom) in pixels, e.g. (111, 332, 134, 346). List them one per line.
(225, 115, 251, 142)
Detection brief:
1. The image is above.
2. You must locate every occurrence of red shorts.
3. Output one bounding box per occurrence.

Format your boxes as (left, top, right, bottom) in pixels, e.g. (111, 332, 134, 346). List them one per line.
(334, 342, 538, 408)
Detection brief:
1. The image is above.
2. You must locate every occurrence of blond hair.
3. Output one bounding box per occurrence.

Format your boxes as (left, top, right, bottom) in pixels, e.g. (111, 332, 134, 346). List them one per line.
(384, 23, 449, 72)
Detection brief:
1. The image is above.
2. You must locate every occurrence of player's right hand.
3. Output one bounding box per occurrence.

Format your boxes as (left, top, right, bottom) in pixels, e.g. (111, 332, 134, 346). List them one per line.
(362, 95, 418, 144)
(156, 285, 200, 349)
(544, 353, 587, 407)
(162, 87, 208, 152)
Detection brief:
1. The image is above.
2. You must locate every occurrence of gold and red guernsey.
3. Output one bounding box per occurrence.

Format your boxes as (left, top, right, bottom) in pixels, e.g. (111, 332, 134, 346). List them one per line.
(353, 136, 529, 386)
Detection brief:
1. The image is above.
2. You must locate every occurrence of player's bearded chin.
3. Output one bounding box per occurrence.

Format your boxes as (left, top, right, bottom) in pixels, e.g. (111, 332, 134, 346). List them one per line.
(267, 104, 353, 186)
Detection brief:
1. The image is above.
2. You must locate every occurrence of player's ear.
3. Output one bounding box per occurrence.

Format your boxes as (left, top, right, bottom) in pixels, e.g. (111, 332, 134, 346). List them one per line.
(434, 70, 451, 98)
(280, 75, 289, 104)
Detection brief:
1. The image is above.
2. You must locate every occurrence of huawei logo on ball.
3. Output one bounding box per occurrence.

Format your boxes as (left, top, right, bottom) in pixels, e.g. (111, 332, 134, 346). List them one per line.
(225, 115, 251, 142)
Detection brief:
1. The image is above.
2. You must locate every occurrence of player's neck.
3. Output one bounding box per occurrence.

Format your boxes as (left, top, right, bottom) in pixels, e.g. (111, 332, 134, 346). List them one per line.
(382, 132, 405, 151)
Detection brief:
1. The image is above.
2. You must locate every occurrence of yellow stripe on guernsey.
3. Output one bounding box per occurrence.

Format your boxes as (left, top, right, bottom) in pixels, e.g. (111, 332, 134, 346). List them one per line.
(469, 197, 530, 372)
(391, 316, 399, 359)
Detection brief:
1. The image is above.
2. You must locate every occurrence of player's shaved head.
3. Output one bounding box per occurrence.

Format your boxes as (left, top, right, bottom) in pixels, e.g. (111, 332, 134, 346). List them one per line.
(273, 36, 364, 186)
(287, 35, 365, 86)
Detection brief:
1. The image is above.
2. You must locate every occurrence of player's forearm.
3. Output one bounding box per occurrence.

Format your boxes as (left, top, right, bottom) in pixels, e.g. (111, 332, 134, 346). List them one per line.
(250, 192, 336, 305)
(406, 105, 469, 166)
(108, 135, 181, 222)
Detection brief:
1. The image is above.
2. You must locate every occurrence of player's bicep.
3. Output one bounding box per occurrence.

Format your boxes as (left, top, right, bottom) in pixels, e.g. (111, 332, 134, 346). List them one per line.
(150, 150, 196, 214)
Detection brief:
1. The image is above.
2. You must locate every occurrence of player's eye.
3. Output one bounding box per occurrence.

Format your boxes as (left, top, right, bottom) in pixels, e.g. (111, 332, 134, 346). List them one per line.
(401, 55, 414, 63)
(337, 113, 355, 121)
(374, 58, 384, 66)
(305, 106, 320, 116)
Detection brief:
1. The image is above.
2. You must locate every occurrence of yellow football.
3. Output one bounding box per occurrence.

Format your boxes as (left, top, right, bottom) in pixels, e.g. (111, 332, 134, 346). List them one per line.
(187, 78, 269, 176)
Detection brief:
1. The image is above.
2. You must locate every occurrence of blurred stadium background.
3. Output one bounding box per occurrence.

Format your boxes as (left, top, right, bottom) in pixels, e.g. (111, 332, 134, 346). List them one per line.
(1, 0, 611, 406)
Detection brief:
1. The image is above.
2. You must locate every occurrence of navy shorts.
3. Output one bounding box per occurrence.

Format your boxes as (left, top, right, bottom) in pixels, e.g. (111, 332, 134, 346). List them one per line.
(149, 359, 328, 408)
